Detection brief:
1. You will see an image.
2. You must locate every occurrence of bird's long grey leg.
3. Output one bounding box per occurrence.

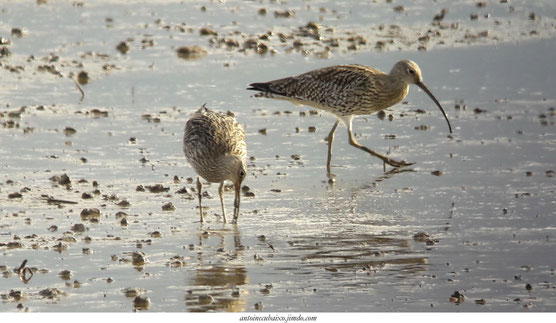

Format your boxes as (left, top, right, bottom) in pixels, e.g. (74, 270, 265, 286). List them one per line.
(218, 182, 227, 223)
(326, 119, 341, 175)
(344, 118, 414, 168)
(196, 177, 204, 223)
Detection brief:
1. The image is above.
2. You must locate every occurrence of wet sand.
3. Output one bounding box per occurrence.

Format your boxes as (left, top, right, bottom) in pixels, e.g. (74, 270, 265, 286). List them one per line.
(1, 0, 555, 312)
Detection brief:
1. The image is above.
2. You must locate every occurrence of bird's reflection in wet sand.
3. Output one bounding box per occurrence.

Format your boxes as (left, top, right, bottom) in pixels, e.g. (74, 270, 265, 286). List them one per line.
(299, 169, 457, 281)
(286, 233, 428, 278)
(185, 225, 248, 312)
(284, 168, 435, 279)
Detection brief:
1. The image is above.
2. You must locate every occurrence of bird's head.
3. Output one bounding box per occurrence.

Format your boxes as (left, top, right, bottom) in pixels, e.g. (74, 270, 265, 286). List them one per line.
(223, 154, 247, 187)
(391, 60, 452, 134)
(391, 59, 423, 85)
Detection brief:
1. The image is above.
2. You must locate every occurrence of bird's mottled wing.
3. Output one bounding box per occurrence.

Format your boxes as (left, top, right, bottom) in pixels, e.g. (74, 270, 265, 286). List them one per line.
(250, 65, 386, 115)
(183, 109, 246, 164)
(210, 111, 247, 159)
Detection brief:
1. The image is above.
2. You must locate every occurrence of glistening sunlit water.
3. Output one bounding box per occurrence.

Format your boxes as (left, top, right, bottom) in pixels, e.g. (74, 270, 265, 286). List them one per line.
(1, 0, 555, 312)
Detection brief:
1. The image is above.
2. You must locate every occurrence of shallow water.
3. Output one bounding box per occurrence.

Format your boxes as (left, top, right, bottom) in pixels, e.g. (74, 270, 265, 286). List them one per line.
(1, 0, 555, 312)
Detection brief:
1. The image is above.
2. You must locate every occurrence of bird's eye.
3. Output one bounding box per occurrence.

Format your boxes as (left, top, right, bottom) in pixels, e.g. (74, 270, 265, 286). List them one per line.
(408, 69, 415, 75)
(239, 170, 246, 178)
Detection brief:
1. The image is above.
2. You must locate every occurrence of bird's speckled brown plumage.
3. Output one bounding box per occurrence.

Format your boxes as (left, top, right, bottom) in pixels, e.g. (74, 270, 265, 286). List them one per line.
(183, 105, 247, 223)
(249, 64, 409, 116)
(248, 60, 452, 174)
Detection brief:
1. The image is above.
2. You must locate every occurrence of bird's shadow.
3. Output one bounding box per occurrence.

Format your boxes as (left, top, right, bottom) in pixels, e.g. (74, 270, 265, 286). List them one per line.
(328, 165, 416, 190)
(367, 166, 416, 187)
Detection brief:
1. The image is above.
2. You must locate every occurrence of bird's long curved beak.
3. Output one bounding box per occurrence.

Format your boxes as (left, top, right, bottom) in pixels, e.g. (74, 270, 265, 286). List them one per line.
(416, 81, 453, 134)
(233, 182, 241, 224)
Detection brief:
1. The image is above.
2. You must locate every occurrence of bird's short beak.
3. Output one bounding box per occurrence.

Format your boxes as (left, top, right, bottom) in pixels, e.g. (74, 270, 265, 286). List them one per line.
(233, 182, 241, 224)
(416, 81, 453, 134)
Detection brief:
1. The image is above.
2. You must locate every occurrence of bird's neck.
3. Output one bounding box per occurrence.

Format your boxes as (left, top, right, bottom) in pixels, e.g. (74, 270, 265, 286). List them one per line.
(382, 77, 410, 108)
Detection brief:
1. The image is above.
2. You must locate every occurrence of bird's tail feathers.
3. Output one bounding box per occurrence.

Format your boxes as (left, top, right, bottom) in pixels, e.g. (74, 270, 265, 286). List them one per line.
(247, 82, 286, 97)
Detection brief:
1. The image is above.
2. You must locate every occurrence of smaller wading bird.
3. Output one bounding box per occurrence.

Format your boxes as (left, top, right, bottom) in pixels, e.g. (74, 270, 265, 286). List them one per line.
(248, 60, 452, 175)
(183, 105, 247, 224)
